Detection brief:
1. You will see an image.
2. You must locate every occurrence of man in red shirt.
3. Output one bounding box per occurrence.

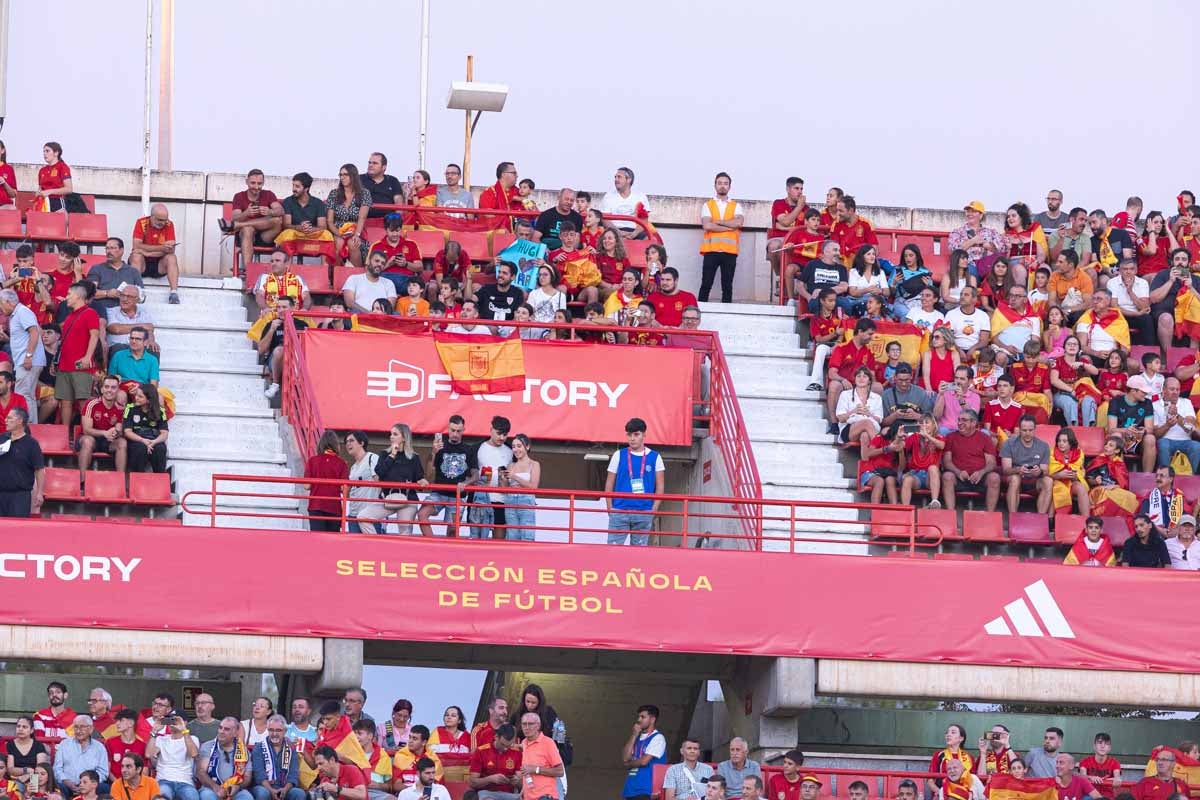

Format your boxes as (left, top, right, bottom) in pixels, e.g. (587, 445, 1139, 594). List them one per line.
(942, 408, 1000, 511)
(78, 375, 127, 478)
(0, 370, 28, 423)
(226, 168, 284, 264)
(470, 698, 509, 751)
(1132, 750, 1188, 800)
(48, 242, 85, 321)
(1055, 754, 1103, 800)
(768, 178, 808, 285)
(313, 746, 367, 800)
(982, 375, 1024, 439)
(826, 318, 878, 434)
(768, 750, 808, 800)
(368, 213, 426, 294)
(104, 708, 147, 775)
(467, 724, 522, 798)
(130, 204, 181, 303)
(830, 195, 878, 267)
(33, 681, 77, 741)
(478, 161, 522, 230)
(55, 282, 101, 427)
(646, 268, 698, 328)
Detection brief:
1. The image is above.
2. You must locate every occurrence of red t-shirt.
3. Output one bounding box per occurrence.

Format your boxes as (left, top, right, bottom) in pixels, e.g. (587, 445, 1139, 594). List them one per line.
(646, 290, 699, 327)
(905, 433, 944, 470)
(831, 217, 878, 264)
(48, 268, 76, 305)
(133, 217, 176, 247)
(433, 250, 474, 282)
(1132, 777, 1188, 800)
(369, 237, 423, 274)
(861, 434, 897, 473)
(784, 229, 824, 266)
(768, 199, 807, 240)
(0, 393, 28, 420)
(1011, 361, 1050, 394)
(1137, 235, 1171, 275)
(829, 340, 877, 382)
(809, 312, 842, 342)
(84, 397, 124, 433)
(59, 306, 101, 373)
(321, 764, 365, 791)
(105, 736, 147, 770)
(1078, 756, 1120, 800)
(768, 773, 804, 800)
(38, 161, 71, 191)
(469, 743, 522, 780)
(231, 189, 279, 216)
(944, 430, 996, 474)
(1056, 775, 1097, 800)
(982, 400, 1023, 434)
(0, 163, 16, 205)
(596, 254, 631, 285)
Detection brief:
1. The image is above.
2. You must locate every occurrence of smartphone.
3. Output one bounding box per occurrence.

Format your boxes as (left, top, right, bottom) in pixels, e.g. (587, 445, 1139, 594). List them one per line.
(434, 432, 443, 446)
(17, 267, 33, 278)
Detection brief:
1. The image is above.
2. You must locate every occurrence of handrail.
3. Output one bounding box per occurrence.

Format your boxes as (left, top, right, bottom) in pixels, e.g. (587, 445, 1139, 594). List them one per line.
(281, 314, 323, 462)
(707, 332, 763, 544)
(368, 202, 662, 242)
(180, 475, 945, 552)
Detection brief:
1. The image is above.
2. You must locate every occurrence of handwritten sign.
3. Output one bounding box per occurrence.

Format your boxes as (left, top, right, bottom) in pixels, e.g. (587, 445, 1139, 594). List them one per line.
(497, 239, 548, 291)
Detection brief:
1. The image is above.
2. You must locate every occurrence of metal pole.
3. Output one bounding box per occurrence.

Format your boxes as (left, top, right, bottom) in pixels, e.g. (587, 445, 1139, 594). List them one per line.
(462, 55, 473, 189)
(0, 0, 11, 128)
(157, 0, 174, 171)
(141, 0, 153, 214)
(416, 0, 429, 170)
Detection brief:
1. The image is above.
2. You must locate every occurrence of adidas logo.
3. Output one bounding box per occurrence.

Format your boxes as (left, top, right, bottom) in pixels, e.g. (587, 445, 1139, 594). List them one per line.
(983, 579, 1075, 638)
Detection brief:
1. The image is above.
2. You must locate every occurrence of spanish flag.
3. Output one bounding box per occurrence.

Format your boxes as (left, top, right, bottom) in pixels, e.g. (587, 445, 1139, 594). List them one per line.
(1075, 308, 1131, 352)
(350, 315, 427, 334)
(1049, 447, 1085, 512)
(1063, 532, 1117, 566)
(91, 705, 127, 740)
(1145, 747, 1200, 797)
(986, 775, 1058, 800)
(433, 332, 526, 394)
(560, 252, 603, 292)
(990, 302, 1041, 348)
(1175, 283, 1200, 341)
(298, 715, 371, 788)
(839, 318, 924, 368)
(1073, 377, 1103, 406)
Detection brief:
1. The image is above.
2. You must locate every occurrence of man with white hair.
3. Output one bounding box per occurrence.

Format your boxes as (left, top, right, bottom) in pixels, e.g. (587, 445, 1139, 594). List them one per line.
(250, 714, 304, 800)
(716, 738, 761, 800)
(130, 203, 181, 304)
(0, 288, 44, 413)
(53, 715, 109, 796)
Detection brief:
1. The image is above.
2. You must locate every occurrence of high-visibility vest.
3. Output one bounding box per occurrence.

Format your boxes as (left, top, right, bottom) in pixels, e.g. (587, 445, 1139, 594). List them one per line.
(700, 198, 741, 254)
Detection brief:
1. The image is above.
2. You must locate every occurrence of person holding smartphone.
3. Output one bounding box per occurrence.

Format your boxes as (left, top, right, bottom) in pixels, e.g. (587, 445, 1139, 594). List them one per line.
(395, 759, 447, 800)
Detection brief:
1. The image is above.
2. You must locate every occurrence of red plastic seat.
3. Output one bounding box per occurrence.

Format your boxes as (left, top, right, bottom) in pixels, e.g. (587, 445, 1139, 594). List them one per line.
(1054, 513, 1087, 544)
(80, 254, 105, 271)
(1129, 345, 1159, 371)
(963, 510, 1006, 542)
(490, 232, 516, 256)
(84, 470, 128, 503)
(34, 252, 58, 273)
(1034, 424, 1060, 451)
(68, 213, 108, 246)
(129, 472, 173, 505)
(1176, 474, 1200, 505)
(25, 211, 68, 244)
(445, 231, 489, 260)
(47, 513, 94, 522)
(1166, 346, 1193, 375)
(362, 219, 385, 244)
(869, 508, 916, 540)
(1103, 516, 1131, 548)
(0, 208, 22, 240)
(917, 508, 960, 541)
(30, 424, 71, 457)
(933, 552, 975, 561)
(625, 239, 651, 269)
(443, 782, 468, 800)
(43, 467, 81, 501)
(79, 194, 96, 213)
(242, 260, 269, 295)
(1072, 426, 1105, 457)
(408, 229, 447, 259)
(294, 264, 334, 295)
(0, 250, 14, 270)
(1128, 471, 1155, 499)
(332, 266, 365, 292)
(1009, 512, 1051, 543)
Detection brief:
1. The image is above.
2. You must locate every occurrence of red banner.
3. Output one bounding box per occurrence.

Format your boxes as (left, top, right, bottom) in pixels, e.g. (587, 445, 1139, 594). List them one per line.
(4, 520, 1200, 675)
(303, 330, 694, 444)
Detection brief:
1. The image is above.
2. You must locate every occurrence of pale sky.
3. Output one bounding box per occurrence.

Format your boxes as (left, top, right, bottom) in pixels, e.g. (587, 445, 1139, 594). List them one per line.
(3, 0, 1197, 215)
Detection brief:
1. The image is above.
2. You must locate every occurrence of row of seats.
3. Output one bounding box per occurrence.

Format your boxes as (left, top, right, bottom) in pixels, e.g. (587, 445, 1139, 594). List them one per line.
(43, 467, 173, 505)
(872, 507, 1133, 547)
(0, 250, 107, 271)
(651, 763, 938, 799)
(4, 191, 97, 217)
(874, 230, 951, 277)
(0, 209, 108, 248)
(45, 512, 181, 525)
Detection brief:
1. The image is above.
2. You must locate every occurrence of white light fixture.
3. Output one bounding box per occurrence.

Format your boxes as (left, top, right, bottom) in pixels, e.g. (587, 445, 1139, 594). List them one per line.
(446, 81, 508, 113)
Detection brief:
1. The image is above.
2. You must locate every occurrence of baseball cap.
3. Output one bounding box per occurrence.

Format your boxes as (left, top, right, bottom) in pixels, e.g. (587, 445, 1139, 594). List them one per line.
(1180, 514, 1197, 527)
(964, 200, 985, 214)
(801, 776, 823, 787)
(1126, 375, 1151, 394)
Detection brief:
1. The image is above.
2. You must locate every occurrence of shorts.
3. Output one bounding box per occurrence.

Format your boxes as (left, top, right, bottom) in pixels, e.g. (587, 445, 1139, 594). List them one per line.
(952, 477, 987, 494)
(424, 491, 463, 521)
(75, 433, 114, 454)
(54, 370, 93, 402)
(142, 256, 164, 278)
(905, 469, 929, 489)
(839, 425, 851, 443)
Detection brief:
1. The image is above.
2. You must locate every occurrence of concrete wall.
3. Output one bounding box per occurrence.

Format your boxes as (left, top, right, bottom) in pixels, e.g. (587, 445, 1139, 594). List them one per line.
(14, 162, 991, 301)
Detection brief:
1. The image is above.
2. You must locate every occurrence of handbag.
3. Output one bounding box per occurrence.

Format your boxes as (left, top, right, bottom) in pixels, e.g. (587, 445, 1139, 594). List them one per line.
(1171, 449, 1193, 476)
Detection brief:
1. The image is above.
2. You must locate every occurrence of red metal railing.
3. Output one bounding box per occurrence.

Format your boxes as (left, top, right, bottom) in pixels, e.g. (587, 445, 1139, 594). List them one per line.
(179, 475, 948, 551)
(278, 310, 765, 544)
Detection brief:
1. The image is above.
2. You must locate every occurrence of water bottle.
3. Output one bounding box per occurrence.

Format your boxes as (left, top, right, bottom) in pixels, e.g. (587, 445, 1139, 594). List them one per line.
(553, 718, 566, 744)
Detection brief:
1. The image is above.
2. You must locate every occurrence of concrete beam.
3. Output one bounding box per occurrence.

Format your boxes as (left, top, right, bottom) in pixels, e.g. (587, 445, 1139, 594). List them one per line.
(310, 638, 364, 695)
(818, 659, 1200, 709)
(719, 657, 815, 760)
(0, 625, 322, 671)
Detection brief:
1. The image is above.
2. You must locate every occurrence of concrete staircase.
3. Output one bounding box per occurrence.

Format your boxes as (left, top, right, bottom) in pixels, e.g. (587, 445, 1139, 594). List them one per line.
(699, 302, 867, 554)
(142, 276, 302, 529)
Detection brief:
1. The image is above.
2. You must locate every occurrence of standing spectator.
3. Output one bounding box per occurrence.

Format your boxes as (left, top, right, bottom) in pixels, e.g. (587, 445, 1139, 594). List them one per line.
(503, 434, 540, 542)
(36, 141, 73, 212)
(224, 169, 283, 260)
(646, 268, 699, 328)
(123, 383, 169, 474)
(428, 707, 471, 784)
(942, 409, 999, 511)
(47, 243, 85, 323)
(698, 172, 743, 304)
(621, 705, 667, 800)
(948, 201, 1004, 271)
(143, 715, 200, 800)
(343, 252, 398, 313)
(369, 423, 428, 535)
(516, 713, 562, 800)
(250, 715, 303, 800)
(1132, 750, 1189, 800)
(830, 196, 878, 268)
(1166, 515, 1200, 570)
(0, 139, 16, 208)
(466, 722, 521, 800)
(418, 415, 478, 537)
(767, 178, 808, 283)
(716, 739, 760, 800)
(87, 239, 145, 317)
(1052, 754, 1101, 800)
(53, 717, 108, 795)
(928, 725, 974, 795)
(605, 417, 665, 546)
(344, 430, 382, 533)
(106, 286, 157, 355)
(0, 405, 43, 517)
(533, 188, 583, 250)
(976, 725, 1017, 778)
(34, 682, 76, 743)
(600, 167, 651, 239)
(478, 162, 522, 229)
(362, 153, 404, 218)
(0, 288, 45, 413)
(662, 739, 714, 800)
(1025, 728, 1063, 779)
(304, 431, 348, 532)
(327, 164, 372, 268)
(77, 376, 127, 479)
(1107, 375, 1157, 473)
(277, 172, 333, 260)
(471, 416, 513, 539)
(130, 204, 182, 304)
(437, 164, 475, 212)
(1034, 189, 1069, 234)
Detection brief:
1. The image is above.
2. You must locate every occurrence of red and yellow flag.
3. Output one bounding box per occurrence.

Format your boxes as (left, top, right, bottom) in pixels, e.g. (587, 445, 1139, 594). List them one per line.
(433, 332, 526, 394)
(350, 315, 427, 334)
(839, 319, 923, 367)
(986, 775, 1058, 800)
(560, 252, 603, 291)
(1049, 447, 1085, 512)
(1176, 285, 1200, 341)
(1077, 308, 1131, 350)
(1063, 532, 1117, 566)
(1145, 746, 1200, 797)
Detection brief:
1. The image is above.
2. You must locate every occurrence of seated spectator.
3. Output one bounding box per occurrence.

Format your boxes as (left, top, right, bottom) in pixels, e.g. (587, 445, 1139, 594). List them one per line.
(1029, 266, 1051, 312)
(398, 758, 448, 800)
(1010, 340, 1052, 423)
(109, 327, 160, 403)
(344, 253, 398, 314)
(998, 415, 1051, 513)
(646, 268, 699, 328)
(881, 363, 932, 429)
(249, 715, 303, 800)
(1132, 749, 1188, 800)
(900, 414, 944, 508)
(781, 207, 825, 304)
(922, 327, 960, 395)
(391, 725, 443, 791)
(1085, 435, 1138, 528)
(361, 153, 404, 218)
(978, 257, 1015, 313)
(716, 738, 760, 800)
(1048, 427, 1090, 516)
(350, 719, 392, 800)
(989, 283, 1041, 363)
(806, 289, 844, 392)
(33, 682, 77, 744)
(1062, 516, 1118, 566)
(533, 188, 582, 251)
(1034, 190, 1069, 236)
(432, 242, 473, 300)
(945, 287, 991, 361)
(1148, 247, 1200, 352)
(514, 178, 537, 212)
(940, 758, 984, 800)
(326, 164, 372, 268)
(396, 278, 431, 320)
(1048, 251, 1093, 322)
(847, 244, 894, 318)
(0, 141, 15, 209)
(0, 368, 28, 426)
(34, 764, 65, 800)
(478, 162, 522, 230)
(445, 300, 489, 336)
(549, 223, 602, 305)
(1075, 289, 1128, 367)
(799, 241, 849, 314)
(1153, 377, 1199, 472)
(369, 213, 424, 294)
(874, 341, 903, 388)
(253, 249, 312, 319)
(77, 375, 127, 479)
(106, 708, 148, 772)
(889, 245, 935, 318)
(1090, 209, 1137, 282)
(940, 250, 977, 309)
(379, 699, 415, 756)
(53, 716, 108, 795)
(826, 319, 878, 436)
(1122, 514, 1171, 567)
(1139, 466, 1184, 532)
(123, 382, 169, 474)
(1001, 202, 1046, 286)
(859, 426, 902, 504)
(662, 738, 714, 800)
(948, 201, 1004, 272)
(45, 242, 84, 323)
(1108, 375, 1157, 473)
(475, 262, 524, 333)
(1052, 754, 1101, 800)
(130, 204, 182, 304)
(276, 172, 333, 264)
(312, 746, 366, 800)
(143, 715, 199, 800)
(37, 141, 73, 212)
(1040, 305, 1068, 360)
(1096, 349, 1129, 413)
(223, 169, 283, 266)
(198, 718, 252, 800)
(942, 408, 1000, 511)
(106, 285, 157, 356)
(87, 238, 145, 317)
(1049, 336, 1101, 427)
(971, 347, 1002, 400)
(1048, 207, 1095, 279)
(836, 366, 883, 456)
(599, 166, 651, 240)
(604, 269, 644, 325)
(465, 722, 521, 800)
(371, 297, 395, 315)
(1106, 259, 1152, 345)
(830, 195, 877, 268)
(435, 163, 474, 213)
(595, 227, 632, 296)
(1166, 514, 1200, 570)
(1138, 211, 1180, 277)
(109, 755, 156, 800)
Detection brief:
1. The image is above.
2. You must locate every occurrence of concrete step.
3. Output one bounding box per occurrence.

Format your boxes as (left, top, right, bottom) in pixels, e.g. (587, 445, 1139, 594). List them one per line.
(157, 348, 261, 370)
(173, 405, 274, 420)
(761, 483, 861, 509)
(167, 431, 285, 458)
(699, 302, 793, 318)
(721, 338, 806, 359)
(760, 469, 854, 489)
(144, 275, 236, 292)
(168, 447, 286, 465)
(750, 428, 837, 446)
(160, 374, 273, 408)
(740, 397, 830, 424)
(750, 439, 841, 465)
(143, 285, 250, 309)
(707, 314, 799, 335)
(760, 531, 870, 556)
(154, 328, 258, 352)
(140, 304, 251, 327)
(172, 461, 295, 511)
(169, 414, 282, 438)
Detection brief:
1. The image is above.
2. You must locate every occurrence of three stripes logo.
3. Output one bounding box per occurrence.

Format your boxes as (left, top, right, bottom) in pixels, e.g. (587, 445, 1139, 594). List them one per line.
(983, 579, 1075, 638)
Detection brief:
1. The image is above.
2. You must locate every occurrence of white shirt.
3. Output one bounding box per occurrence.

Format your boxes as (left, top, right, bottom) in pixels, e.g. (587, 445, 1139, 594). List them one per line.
(1107, 276, 1150, 315)
(994, 308, 1041, 351)
(906, 307, 944, 332)
(599, 189, 651, 230)
(105, 305, 156, 347)
(398, 784, 451, 800)
(1076, 316, 1116, 355)
(1152, 396, 1197, 441)
(944, 307, 990, 350)
(1166, 536, 1200, 570)
(240, 719, 270, 747)
(476, 440, 514, 502)
(347, 452, 380, 516)
(152, 734, 200, 783)
(848, 269, 889, 294)
(835, 389, 883, 431)
(342, 273, 397, 312)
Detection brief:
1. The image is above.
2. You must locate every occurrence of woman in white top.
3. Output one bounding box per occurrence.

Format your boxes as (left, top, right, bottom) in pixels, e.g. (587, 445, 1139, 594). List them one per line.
(940, 249, 977, 308)
(503, 434, 541, 541)
(847, 244, 892, 316)
(240, 697, 272, 746)
(527, 264, 566, 339)
(835, 366, 884, 449)
(345, 430, 382, 533)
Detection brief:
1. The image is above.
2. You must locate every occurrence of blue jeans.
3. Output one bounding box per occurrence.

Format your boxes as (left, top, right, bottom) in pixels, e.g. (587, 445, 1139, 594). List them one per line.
(200, 789, 253, 800)
(1159, 438, 1200, 472)
(380, 272, 411, 295)
(1054, 392, 1097, 427)
(608, 510, 652, 545)
(252, 787, 306, 800)
(159, 781, 201, 800)
(506, 493, 536, 541)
